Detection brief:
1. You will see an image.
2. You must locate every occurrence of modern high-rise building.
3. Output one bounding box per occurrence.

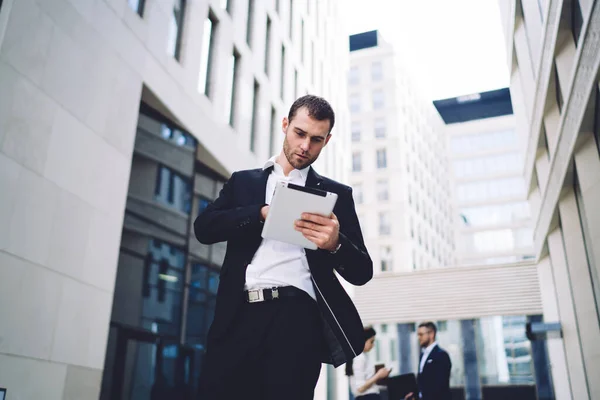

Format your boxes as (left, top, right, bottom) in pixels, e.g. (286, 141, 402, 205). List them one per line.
(497, 0, 600, 398)
(0, 0, 350, 398)
(346, 31, 556, 400)
(434, 88, 535, 266)
(347, 30, 456, 276)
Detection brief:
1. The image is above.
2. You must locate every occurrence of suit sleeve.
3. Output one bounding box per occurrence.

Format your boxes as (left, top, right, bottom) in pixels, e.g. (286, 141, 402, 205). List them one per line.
(193, 172, 265, 244)
(327, 186, 373, 286)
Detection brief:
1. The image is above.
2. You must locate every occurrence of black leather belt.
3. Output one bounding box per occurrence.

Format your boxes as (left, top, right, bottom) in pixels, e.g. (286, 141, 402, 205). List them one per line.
(244, 286, 306, 303)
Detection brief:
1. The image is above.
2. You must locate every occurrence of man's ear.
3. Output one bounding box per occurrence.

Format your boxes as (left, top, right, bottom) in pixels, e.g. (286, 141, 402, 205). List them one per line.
(324, 133, 332, 146)
(282, 117, 289, 133)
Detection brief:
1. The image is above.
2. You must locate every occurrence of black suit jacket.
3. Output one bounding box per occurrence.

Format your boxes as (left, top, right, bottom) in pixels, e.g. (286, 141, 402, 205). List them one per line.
(418, 345, 452, 400)
(193, 166, 373, 366)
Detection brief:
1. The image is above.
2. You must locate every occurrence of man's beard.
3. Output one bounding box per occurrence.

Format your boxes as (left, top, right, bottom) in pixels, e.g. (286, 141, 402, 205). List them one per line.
(283, 135, 315, 170)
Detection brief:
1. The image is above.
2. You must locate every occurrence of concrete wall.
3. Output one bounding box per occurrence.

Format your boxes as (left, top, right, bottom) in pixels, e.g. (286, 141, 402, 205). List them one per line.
(0, 0, 350, 398)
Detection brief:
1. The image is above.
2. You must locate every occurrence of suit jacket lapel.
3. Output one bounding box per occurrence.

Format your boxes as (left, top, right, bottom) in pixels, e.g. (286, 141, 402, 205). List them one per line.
(253, 166, 272, 204)
(306, 167, 324, 190)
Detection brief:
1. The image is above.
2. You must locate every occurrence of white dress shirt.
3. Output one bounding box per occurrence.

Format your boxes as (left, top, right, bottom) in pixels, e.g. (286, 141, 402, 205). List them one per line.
(419, 341, 438, 373)
(244, 156, 316, 300)
(349, 352, 380, 397)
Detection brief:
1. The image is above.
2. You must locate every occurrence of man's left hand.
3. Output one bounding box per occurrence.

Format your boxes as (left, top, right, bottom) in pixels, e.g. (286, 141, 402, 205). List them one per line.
(295, 212, 340, 251)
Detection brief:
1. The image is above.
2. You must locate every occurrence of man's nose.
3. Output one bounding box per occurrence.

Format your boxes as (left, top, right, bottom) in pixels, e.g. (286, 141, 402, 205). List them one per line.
(300, 138, 310, 151)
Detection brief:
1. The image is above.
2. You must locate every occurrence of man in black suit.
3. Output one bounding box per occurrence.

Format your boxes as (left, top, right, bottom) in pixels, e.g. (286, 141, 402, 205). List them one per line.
(194, 95, 373, 400)
(406, 322, 452, 400)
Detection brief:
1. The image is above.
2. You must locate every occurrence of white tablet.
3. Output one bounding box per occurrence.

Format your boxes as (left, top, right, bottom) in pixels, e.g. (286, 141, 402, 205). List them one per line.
(261, 181, 338, 250)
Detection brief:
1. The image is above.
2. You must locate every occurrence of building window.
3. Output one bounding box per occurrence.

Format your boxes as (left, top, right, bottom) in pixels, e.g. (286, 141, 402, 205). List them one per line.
(594, 83, 600, 156)
(352, 152, 362, 172)
(555, 62, 563, 112)
(390, 339, 397, 361)
(371, 61, 383, 81)
(572, 0, 583, 47)
(300, 19, 305, 63)
(376, 148, 387, 169)
(250, 80, 259, 152)
(294, 69, 299, 100)
(379, 212, 391, 235)
(311, 41, 315, 84)
(269, 106, 277, 156)
(349, 94, 361, 113)
(288, 0, 293, 39)
(353, 184, 363, 204)
(155, 166, 192, 214)
(280, 45, 286, 100)
(373, 89, 384, 110)
(265, 16, 272, 75)
(374, 118, 386, 138)
(127, 0, 145, 16)
(349, 66, 359, 85)
(246, 0, 254, 47)
(377, 179, 388, 201)
(225, 49, 240, 126)
(351, 122, 361, 142)
(159, 124, 196, 149)
(380, 246, 392, 272)
(186, 262, 220, 343)
(437, 320, 448, 332)
(198, 13, 216, 96)
(167, 0, 186, 60)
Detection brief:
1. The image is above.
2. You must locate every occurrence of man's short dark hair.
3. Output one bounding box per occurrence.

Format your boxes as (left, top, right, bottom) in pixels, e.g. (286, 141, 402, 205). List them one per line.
(418, 321, 437, 336)
(288, 95, 335, 133)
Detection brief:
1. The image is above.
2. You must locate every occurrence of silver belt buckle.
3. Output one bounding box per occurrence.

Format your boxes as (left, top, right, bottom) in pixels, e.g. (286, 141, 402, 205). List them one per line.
(247, 289, 264, 303)
(271, 287, 279, 299)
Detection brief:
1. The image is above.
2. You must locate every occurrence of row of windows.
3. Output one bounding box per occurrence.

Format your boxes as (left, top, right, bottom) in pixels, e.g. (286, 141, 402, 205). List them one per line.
(457, 177, 527, 204)
(410, 218, 454, 263)
(127, 0, 334, 154)
(412, 247, 453, 270)
(352, 149, 387, 172)
(408, 188, 453, 238)
(348, 62, 384, 85)
(450, 129, 518, 155)
(353, 181, 389, 204)
(351, 119, 387, 141)
(460, 201, 531, 228)
(349, 90, 385, 113)
(452, 152, 523, 179)
(462, 228, 533, 254)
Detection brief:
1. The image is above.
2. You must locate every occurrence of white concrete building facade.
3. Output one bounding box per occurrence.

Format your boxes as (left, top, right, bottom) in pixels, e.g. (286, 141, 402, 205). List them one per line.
(433, 89, 535, 266)
(347, 31, 455, 277)
(0, 0, 350, 398)
(497, 0, 600, 398)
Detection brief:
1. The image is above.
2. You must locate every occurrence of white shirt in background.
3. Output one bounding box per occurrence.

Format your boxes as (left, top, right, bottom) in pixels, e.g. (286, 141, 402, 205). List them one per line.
(349, 352, 380, 397)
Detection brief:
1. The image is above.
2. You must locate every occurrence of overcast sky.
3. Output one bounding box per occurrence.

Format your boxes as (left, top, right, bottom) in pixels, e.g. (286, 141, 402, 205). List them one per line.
(343, 0, 510, 101)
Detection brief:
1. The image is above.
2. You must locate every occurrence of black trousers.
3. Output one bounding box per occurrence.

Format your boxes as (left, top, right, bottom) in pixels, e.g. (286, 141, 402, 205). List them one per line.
(198, 291, 323, 400)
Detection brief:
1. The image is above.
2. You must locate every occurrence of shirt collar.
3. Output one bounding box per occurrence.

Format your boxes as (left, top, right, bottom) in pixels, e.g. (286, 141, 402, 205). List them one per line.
(263, 155, 310, 181)
(422, 341, 438, 354)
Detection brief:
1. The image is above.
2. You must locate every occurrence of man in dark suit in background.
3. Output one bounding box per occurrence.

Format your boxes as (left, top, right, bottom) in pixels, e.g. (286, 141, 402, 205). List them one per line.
(194, 95, 373, 400)
(406, 321, 452, 400)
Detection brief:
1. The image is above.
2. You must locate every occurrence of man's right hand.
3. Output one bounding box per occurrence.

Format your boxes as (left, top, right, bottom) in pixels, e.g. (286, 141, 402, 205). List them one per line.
(260, 205, 270, 221)
(404, 392, 414, 400)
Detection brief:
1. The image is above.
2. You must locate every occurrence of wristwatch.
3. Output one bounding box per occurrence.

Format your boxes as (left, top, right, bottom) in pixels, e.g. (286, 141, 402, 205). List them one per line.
(329, 243, 342, 254)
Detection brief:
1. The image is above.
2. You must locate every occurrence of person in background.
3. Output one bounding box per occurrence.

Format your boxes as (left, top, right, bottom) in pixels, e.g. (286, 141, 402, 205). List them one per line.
(405, 321, 452, 400)
(346, 327, 391, 399)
